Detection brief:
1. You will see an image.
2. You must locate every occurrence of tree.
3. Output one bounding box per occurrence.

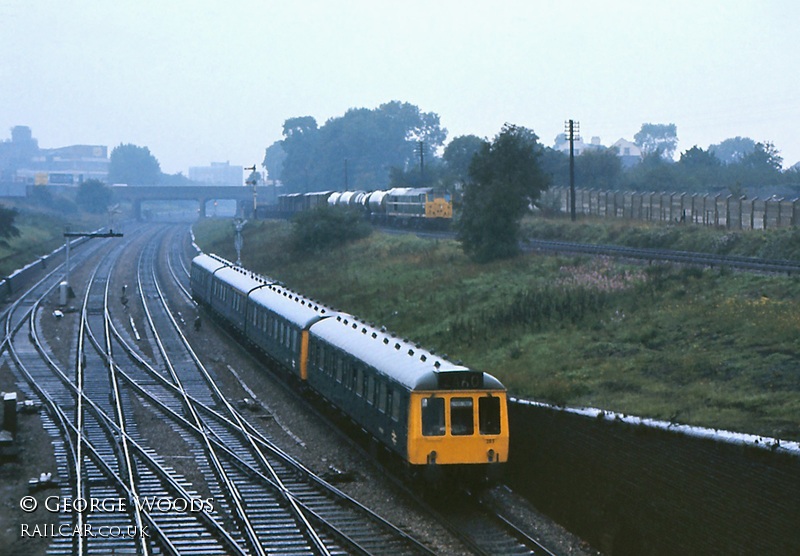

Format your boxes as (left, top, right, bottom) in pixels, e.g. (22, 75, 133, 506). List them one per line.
(456, 124, 549, 262)
(0, 205, 20, 247)
(274, 102, 447, 193)
(623, 151, 680, 191)
(709, 137, 756, 165)
(76, 179, 113, 214)
(678, 146, 723, 191)
(289, 204, 371, 254)
(741, 141, 783, 172)
(159, 171, 193, 187)
(725, 141, 784, 189)
(262, 141, 287, 181)
(576, 147, 623, 190)
(679, 145, 721, 169)
(634, 123, 678, 160)
(443, 135, 487, 186)
(108, 143, 161, 185)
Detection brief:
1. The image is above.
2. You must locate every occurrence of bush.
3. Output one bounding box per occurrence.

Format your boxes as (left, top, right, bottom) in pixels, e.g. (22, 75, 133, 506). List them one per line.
(289, 205, 371, 254)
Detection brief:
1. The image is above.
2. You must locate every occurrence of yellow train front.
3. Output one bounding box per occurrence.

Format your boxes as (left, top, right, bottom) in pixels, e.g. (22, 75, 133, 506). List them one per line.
(307, 314, 509, 485)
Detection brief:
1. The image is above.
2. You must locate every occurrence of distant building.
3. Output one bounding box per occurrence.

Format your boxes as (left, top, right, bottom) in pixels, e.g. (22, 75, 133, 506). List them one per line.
(1, 126, 109, 188)
(189, 161, 243, 187)
(611, 139, 642, 168)
(554, 134, 605, 157)
(553, 134, 643, 168)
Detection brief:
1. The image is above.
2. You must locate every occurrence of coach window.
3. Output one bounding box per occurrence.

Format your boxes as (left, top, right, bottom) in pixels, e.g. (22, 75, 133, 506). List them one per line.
(421, 396, 445, 436)
(367, 375, 375, 403)
(450, 398, 474, 436)
(355, 366, 364, 397)
(335, 356, 343, 383)
(348, 364, 356, 390)
(391, 389, 401, 421)
(479, 396, 501, 435)
(378, 382, 388, 413)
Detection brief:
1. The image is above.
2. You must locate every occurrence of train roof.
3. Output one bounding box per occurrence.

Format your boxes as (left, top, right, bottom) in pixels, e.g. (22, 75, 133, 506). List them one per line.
(249, 283, 332, 329)
(192, 253, 231, 274)
(213, 265, 273, 294)
(386, 187, 432, 197)
(309, 315, 505, 392)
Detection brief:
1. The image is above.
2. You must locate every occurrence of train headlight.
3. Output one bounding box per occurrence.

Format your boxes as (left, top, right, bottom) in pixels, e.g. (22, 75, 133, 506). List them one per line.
(427, 451, 437, 464)
(487, 449, 495, 462)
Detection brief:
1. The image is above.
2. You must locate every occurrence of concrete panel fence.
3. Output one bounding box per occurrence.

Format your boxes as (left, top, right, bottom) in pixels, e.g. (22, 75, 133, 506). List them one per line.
(545, 187, 800, 230)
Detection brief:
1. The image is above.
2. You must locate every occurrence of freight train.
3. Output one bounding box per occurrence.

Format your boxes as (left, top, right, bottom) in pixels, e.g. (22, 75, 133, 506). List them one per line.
(263, 187, 453, 229)
(190, 252, 508, 483)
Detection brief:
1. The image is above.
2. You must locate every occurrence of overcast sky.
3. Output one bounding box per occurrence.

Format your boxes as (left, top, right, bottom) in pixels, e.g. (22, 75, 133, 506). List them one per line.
(2, 1, 799, 175)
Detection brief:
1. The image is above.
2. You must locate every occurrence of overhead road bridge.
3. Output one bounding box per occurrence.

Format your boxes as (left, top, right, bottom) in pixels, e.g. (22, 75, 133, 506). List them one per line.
(111, 184, 277, 220)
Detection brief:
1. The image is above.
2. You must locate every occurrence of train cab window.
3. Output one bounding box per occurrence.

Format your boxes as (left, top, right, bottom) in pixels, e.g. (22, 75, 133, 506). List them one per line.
(479, 396, 501, 435)
(421, 397, 445, 436)
(450, 398, 474, 436)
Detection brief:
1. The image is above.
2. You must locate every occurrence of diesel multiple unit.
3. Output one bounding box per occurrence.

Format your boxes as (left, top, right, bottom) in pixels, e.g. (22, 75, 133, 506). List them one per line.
(191, 253, 508, 482)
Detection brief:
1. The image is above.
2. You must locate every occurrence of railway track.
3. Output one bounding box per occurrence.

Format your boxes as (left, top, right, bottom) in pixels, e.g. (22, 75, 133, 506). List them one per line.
(3, 221, 589, 555)
(6, 222, 444, 555)
(378, 226, 800, 274)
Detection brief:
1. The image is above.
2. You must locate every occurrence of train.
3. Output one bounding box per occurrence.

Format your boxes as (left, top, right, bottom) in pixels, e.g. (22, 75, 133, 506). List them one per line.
(190, 252, 508, 484)
(262, 187, 454, 229)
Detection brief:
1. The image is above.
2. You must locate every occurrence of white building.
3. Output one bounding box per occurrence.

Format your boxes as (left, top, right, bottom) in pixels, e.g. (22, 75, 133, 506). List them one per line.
(554, 134, 643, 168)
(611, 139, 643, 168)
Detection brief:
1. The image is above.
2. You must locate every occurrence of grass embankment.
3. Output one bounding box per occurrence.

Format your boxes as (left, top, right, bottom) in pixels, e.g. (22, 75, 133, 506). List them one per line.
(194, 217, 800, 441)
(0, 208, 105, 277)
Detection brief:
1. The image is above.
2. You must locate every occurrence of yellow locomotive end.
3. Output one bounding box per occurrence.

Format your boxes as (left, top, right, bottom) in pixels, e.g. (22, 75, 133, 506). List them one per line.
(424, 193, 453, 219)
(407, 390, 509, 466)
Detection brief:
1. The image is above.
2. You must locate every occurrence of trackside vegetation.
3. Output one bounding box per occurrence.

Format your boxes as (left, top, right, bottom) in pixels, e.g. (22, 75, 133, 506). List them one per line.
(289, 205, 372, 254)
(194, 217, 800, 441)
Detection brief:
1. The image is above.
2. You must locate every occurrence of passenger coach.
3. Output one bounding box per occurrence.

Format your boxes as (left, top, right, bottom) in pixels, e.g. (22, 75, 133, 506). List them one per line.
(190, 253, 509, 483)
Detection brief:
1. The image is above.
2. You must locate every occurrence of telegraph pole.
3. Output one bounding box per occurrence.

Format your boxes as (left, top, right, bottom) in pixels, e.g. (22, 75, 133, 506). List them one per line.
(419, 140, 425, 183)
(565, 119, 580, 221)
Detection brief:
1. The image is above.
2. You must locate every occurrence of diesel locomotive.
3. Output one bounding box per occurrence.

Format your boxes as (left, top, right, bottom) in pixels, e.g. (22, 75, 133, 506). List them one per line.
(269, 187, 453, 229)
(190, 253, 508, 483)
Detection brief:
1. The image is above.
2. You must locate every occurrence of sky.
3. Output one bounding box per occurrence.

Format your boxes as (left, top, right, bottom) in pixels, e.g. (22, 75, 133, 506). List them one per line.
(1, 1, 799, 176)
